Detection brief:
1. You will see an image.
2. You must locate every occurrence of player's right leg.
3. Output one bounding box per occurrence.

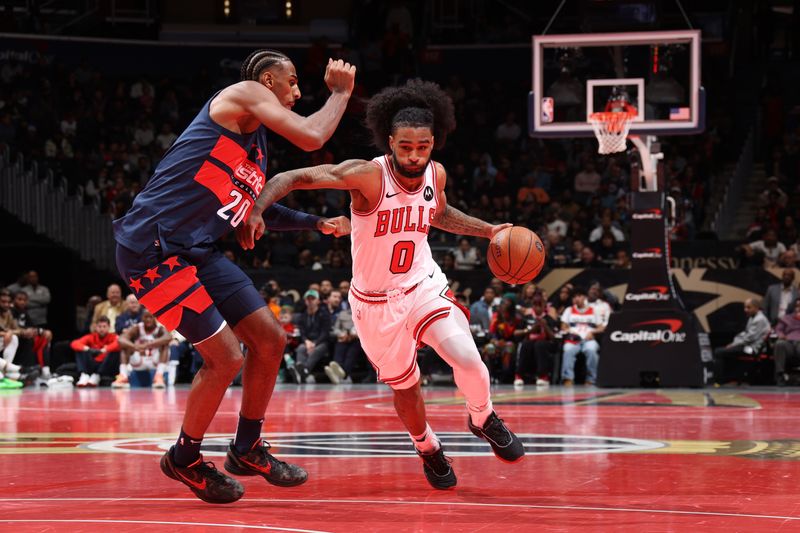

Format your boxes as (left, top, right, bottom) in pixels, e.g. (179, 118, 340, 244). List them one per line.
(116, 244, 244, 503)
(349, 289, 456, 490)
(419, 305, 525, 464)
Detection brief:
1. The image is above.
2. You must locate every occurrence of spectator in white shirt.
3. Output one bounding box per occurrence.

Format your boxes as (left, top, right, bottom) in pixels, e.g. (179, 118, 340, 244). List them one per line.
(743, 229, 786, 267)
(453, 237, 482, 270)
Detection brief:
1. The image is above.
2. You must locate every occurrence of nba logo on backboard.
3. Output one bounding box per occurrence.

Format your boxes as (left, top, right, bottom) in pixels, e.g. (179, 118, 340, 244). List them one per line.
(541, 97, 554, 123)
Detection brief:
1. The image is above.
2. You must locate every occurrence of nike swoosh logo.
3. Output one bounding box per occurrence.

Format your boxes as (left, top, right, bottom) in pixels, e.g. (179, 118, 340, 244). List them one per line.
(428, 271, 435, 278)
(386, 192, 401, 198)
(176, 470, 207, 490)
(241, 458, 272, 475)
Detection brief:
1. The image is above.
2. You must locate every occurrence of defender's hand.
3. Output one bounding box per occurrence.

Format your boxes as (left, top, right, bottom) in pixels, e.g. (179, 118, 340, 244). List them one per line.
(318, 216, 351, 237)
(324, 58, 356, 96)
(237, 213, 266, 250)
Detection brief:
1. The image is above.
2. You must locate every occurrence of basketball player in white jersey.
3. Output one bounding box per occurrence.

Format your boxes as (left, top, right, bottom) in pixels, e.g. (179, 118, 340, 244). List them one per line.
(239, 80, 525, 489)
(115, 310, 173, 389)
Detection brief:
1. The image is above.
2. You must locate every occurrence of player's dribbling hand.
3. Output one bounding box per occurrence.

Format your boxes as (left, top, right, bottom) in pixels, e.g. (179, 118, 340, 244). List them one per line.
(318, 215, 352, 238)
(237, 213, 266, 250)
(324, 58, 356, 96)
(489, 223, 513, 238)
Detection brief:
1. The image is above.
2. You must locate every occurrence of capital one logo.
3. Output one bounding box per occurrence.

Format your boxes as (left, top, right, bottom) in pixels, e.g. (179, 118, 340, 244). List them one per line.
(632, 209, 663, 220)
(632, 247, 663, 259)
(609, 319, 687, 345)
(625, 285, 671, 302)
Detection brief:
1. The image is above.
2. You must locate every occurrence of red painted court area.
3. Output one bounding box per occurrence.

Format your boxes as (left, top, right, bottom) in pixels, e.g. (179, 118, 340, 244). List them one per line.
(2, 385, 800, 532)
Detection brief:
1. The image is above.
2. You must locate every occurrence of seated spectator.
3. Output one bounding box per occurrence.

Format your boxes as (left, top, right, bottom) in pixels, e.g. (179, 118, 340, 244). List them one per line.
(515, 291, 560, 387)
(453, 237, 482, 270)
(763, 269, 798, 325)
(773, 299, 800, 386)
(79, 295, 104, 334)
(594, 232, 621, 265)
(469, 286, 497, 334)
(0, 290, 23, 386)
(588, 213, 625, 243)
(741, 229, 786, 268)
(325, 289, 343, 323)
(114, 311, 172, 388)
(560, 287, 602, 386)
(712, 298, 770, 385)
(759, 176, 788, 208)
(576, 246, 605, 268)
(482, 297, 525, 383)
(11, 291, 53, 376)
(778, 249, 800, 268)
(549, 284, 574, 316)
(115, 294, 144, 334)
(587, 282, 612, 331)
(6, 270, 51, 327)
(546, 231, 571, 267)
(441, 251, 456, 271)
(91, 283, 125, 332)
(337, 280, 351, 311)
(573, 161, 601, 204)
(289, 289, 331, 384)
(71, 316, 120, 387)
(612, 249, 632, 269)
(325, 305, 363, 385)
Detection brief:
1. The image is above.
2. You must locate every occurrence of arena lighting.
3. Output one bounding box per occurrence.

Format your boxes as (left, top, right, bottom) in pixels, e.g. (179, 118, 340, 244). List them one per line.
(285, 0, 293, 20)
(223, 0, 230, 17)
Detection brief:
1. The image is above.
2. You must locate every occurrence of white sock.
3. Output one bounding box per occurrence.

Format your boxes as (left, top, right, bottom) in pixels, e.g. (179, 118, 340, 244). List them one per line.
(119, 364, 129, 377)
(2, 335, 19, 363)
(411, 423, 440, 454)
(469, 405, 493, 428)
(156, 363, 167, 376)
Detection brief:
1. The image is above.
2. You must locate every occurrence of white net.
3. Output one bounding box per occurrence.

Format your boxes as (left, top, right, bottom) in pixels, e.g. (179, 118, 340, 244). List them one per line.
(589, 111, 635, 154)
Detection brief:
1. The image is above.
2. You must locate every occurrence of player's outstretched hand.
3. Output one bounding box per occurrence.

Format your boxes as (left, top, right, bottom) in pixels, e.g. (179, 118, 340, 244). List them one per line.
(489, 223, 513, 238)
(237, 213, 266, 250)
(318, 215, 351, 238)
(324, 58, 356, 96)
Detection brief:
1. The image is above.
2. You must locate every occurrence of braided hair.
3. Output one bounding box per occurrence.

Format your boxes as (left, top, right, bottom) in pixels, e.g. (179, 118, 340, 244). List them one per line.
(365, 79, 456, 154)
(240, 49, 291, 82)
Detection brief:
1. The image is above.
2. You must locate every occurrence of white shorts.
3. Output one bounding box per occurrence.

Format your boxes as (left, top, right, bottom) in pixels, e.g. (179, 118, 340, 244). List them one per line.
(349, 267, 469, 389)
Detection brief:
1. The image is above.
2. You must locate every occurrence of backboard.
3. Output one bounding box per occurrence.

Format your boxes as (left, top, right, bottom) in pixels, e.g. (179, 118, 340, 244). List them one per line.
(529, 30, 704, 138)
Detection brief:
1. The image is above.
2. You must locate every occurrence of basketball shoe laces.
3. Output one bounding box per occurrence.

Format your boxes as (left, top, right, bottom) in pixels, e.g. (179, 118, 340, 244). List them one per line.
(192, 460, 229, 483)
(249, 438, 290, 469)
(480, 414, 513, 446)
(422, 448, 453, 476)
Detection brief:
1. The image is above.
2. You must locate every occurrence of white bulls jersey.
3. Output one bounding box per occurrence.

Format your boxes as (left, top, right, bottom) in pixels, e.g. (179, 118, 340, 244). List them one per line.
(350, 155, 440, 291)
(133, 322, 166, 362)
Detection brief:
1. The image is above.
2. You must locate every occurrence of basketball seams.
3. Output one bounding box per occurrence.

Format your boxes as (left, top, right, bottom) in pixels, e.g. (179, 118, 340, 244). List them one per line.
(507, 227, 533, 281)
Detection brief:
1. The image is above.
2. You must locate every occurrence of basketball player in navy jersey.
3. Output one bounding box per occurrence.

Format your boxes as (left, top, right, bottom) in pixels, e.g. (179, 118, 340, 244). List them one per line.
(114, 50, 355, 504)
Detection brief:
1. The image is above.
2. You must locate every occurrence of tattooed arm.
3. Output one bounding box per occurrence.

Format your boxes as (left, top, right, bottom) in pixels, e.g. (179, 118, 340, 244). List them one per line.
(430, 162, 511, 239)
(237, 159, 380, 249)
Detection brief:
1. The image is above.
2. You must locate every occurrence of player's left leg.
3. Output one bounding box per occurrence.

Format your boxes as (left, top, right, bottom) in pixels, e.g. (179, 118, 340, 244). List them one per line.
(201, 251, 306, 487)
(420, 309, 525, 463)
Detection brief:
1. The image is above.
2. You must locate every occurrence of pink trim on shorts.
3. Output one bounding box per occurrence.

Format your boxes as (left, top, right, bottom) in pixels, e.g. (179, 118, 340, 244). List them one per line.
(413, 306, 451, 342)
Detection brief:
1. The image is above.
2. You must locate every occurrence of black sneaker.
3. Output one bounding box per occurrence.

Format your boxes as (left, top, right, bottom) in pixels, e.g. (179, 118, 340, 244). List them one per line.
(418, 446, 457, 490)
(225, 438, 308, 487)
(468, 411, 525, 463)
(160, 446, 244, 504)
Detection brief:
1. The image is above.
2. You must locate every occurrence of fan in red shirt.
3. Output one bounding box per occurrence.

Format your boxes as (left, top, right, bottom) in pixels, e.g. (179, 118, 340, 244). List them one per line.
(484, 298, 526, 383)
(70, 316, 120, 387)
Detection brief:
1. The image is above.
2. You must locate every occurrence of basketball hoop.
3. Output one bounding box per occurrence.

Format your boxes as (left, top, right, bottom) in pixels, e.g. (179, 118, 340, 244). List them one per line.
(589, 109, 637, 155)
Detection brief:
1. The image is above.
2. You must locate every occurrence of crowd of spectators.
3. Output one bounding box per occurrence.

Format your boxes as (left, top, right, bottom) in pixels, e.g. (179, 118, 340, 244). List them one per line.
(0, 24, 734, 278)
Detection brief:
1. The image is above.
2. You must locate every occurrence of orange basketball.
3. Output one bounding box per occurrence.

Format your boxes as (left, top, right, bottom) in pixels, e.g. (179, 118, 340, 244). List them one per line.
(486, 226, 546, 285)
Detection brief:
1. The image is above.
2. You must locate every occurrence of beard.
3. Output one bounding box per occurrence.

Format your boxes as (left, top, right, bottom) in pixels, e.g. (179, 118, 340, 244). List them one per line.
(392, 153, 427, 179)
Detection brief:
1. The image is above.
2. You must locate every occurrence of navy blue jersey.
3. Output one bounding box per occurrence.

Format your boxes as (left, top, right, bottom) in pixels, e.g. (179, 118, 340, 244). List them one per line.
(114, 92, 269, 255)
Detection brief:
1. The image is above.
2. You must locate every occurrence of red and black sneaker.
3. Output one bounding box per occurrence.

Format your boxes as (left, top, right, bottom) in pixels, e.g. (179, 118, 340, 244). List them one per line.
(418, 446, 457, 490)
(468, 411, 525, 463)
(224, 438, 308, 487)
(160, 446, 244, 504)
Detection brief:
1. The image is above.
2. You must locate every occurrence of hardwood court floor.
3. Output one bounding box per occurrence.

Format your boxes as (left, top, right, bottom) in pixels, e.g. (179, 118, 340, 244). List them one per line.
(2, 384, 800, 532)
